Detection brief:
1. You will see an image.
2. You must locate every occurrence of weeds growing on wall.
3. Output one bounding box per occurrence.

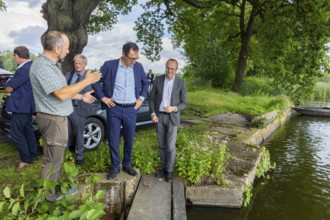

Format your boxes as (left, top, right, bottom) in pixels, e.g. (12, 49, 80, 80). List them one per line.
(176, 128, 230, 185)
(242, 184, 253, 207)
(256, 147, 276, 178)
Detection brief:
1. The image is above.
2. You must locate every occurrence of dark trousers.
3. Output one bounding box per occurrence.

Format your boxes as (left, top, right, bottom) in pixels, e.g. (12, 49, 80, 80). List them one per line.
(68, 107, 86, 160)
(156, 113, 178, 172)
(106, 105, 137, 171)
(10, 112, 38, 163)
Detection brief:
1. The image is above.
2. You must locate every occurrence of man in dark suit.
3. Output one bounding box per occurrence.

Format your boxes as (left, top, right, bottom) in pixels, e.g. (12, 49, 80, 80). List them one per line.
(147, 69, 154, 84)
(65, 54, 93, 165)
(92, 42, 149, 180)
(149, 58, 187, 183)
(5, 46, 38, 171)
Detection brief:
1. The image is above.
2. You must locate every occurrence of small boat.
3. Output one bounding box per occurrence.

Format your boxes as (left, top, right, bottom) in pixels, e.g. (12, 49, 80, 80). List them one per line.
(292, 106, 330, 117)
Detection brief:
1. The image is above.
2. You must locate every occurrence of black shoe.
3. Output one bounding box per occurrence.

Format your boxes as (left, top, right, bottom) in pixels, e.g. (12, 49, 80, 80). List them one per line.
(154, 169, 166, 178)
(75, 159, 83, 165)
(107, 169, 120, 180)
(166, 172, 173, 183)
(122, 167, 137, 176)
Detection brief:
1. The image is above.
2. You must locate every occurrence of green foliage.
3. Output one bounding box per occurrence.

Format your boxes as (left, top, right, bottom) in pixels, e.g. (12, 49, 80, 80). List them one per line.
(229, 129, 242, 137)
(250, 117, 268, 129)
(210, 143, 228, 185)
(132, 138, 159, 174)
(136, 0, 330, 101)
(0, 50, 38, 71)
(242, 184, 253, 207)
(86, 0, 137, 34)
(312, 82, 330, 101)
(82, 143, 110, 173)
(0, 0, 5, 11)
(184, 88, 292, 119)
(176, 126, 230, 185)
(176, 132, 213, 184)
(239, 76, 286, 97)
(256, 147, 276, 178)
(134, 1, 165, 61)
(0, 184, 105, 219)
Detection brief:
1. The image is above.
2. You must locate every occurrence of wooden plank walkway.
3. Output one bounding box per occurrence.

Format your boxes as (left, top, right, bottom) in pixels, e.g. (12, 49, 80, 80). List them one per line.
(127, 175, 187, 220)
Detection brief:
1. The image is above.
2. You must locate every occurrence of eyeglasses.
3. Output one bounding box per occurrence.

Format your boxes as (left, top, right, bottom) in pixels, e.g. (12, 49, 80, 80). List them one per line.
(166, 67, 177, 71)
(125, 54, 139, 61)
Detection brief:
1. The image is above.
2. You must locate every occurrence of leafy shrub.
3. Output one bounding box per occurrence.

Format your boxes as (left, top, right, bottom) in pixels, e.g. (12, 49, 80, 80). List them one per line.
(0, 157, 105, 220)
(176, 131, 229, 185)
(242, 184, 253, 207)
(210, 143, 228, 185)
(256, 147, 276, 178)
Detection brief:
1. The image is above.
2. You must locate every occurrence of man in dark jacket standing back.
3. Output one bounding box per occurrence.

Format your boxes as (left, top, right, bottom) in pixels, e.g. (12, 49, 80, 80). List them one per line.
(65, 54, 93, 165)
(5, 46, 38, 171)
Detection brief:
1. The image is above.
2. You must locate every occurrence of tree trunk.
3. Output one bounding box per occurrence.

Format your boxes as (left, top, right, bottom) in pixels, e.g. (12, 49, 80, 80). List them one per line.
(41, 0, 101, 73)
(231, 4, 256, 92)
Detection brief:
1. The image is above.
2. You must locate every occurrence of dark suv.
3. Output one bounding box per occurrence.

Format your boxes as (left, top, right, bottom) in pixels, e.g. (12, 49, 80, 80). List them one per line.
(0, 94, 152, 151)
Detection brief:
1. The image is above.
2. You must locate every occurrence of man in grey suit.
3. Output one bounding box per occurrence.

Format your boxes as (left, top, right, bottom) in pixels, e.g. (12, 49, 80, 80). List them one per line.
(65, 54, 93, 165)
(149, 58, 187, 183)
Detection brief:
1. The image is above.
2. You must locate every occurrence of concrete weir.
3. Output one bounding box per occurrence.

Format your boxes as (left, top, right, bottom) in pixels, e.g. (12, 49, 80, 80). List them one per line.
(77, 171, 141, 219)
(77, 107, 294, 217)
(184, 107, 293, 208)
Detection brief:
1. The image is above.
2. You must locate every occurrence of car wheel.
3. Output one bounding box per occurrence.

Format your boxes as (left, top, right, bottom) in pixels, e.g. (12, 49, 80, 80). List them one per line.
(84, 117, 104, 151)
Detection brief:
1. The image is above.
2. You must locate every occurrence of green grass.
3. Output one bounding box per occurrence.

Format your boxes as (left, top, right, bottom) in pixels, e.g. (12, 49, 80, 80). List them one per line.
(313, 82, 330, 101)
(183, 88, 292, 119)
(0, 90, 8, 100)
(0, 143, 42, 187)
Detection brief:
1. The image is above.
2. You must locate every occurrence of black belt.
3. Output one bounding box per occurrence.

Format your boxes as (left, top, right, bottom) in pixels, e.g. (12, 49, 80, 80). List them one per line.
(114, 102, 136, 107)
(159, 111, 170, 114)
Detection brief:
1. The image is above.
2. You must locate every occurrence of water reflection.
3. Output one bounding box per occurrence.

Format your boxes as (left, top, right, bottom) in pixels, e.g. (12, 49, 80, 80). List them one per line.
(187, 115, 330, 220)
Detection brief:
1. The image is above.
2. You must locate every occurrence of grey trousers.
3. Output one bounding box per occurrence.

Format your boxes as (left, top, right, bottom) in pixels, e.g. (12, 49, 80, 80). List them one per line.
(36, 113, 68, 182)
(68, 107, 85, 160)
(156, 113, 178, 172)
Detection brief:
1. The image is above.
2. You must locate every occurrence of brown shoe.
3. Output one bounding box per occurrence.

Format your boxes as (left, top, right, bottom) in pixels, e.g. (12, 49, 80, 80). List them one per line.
(16, 162, 30, 171)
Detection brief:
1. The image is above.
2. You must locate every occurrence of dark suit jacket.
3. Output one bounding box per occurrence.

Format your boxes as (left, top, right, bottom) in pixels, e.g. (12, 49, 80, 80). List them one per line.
(92, 59, 149, 109)
(5, 61, 35, 113)
(149, 74, 187, 126)
(65, 71, 93, 117)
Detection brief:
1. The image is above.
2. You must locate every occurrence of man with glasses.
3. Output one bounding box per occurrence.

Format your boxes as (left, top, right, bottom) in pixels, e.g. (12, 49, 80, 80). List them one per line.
(150, 58, 187, 183)
(92, 42, 149, 180)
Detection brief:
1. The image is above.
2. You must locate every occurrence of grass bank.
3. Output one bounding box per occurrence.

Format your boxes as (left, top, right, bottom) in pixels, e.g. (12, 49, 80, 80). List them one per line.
(184, 88, 292, 119)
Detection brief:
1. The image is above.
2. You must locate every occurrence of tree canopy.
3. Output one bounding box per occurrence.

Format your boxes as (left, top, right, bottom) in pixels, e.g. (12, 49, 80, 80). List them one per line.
(41, 0, 137, 72)
(135, 0, 330, 101)
(0, 0, 5, 11)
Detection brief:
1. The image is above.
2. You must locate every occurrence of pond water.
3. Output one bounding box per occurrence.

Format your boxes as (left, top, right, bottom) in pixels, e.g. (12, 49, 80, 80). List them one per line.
(187, 115, 330, 220)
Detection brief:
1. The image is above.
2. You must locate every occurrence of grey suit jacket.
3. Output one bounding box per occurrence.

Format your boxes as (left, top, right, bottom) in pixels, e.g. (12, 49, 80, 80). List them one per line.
(149, 74, 187, 126)
(65, 71, 93, 117)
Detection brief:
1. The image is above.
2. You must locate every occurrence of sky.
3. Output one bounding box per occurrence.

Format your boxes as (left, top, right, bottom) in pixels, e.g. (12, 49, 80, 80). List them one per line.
(0, 0, 186, 73)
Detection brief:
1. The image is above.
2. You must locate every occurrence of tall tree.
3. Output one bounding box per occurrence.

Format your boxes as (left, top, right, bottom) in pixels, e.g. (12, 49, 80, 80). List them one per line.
(41, 0, 136, 72)
(0, 0, 5, 11)
(135, 0, 330, 93)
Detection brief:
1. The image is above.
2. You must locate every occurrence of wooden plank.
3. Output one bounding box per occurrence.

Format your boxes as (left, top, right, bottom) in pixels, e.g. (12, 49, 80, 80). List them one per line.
(127, 175, 171, 220)
(173, 179, 187, 220)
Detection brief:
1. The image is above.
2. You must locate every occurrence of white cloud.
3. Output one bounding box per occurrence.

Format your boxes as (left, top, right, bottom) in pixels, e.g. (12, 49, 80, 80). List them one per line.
(0, 0, 186, 73)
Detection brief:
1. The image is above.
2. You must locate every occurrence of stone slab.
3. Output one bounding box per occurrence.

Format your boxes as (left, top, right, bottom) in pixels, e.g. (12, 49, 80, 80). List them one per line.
(127, 175, 171, 220)
(173, 179, 187, 220)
